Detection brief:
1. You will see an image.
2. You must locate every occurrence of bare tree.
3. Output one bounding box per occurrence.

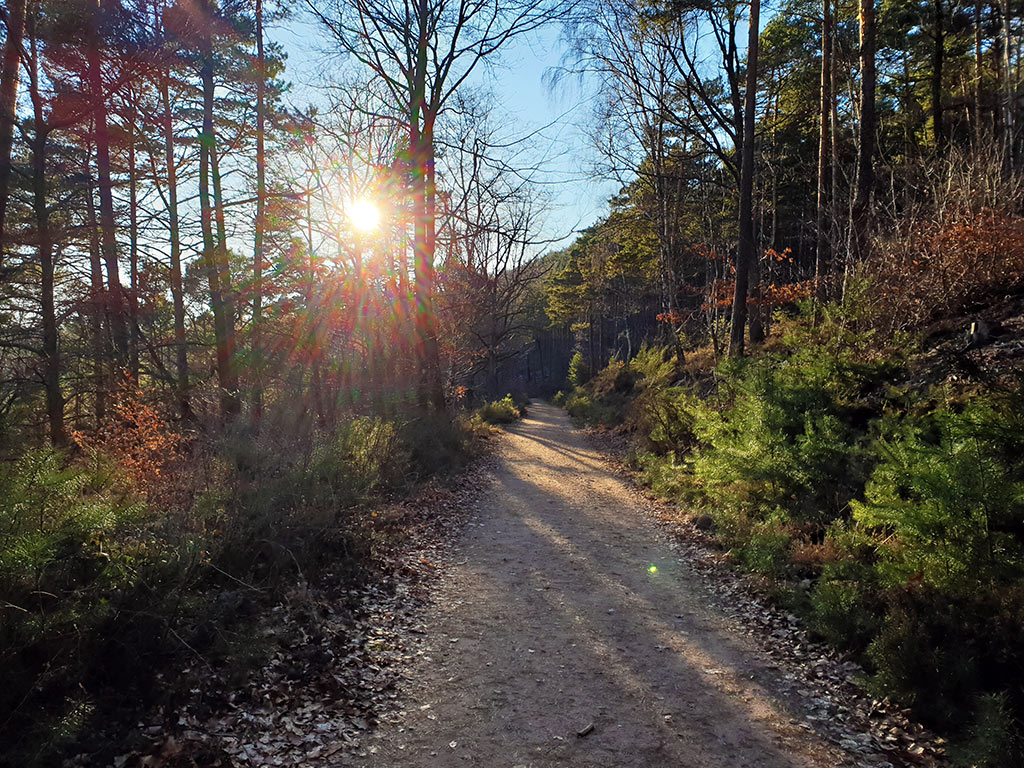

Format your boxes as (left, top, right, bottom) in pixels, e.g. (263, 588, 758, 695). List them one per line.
(307, 0, 575, 408)
(567, 0, 764, 353)
(438, 103, 552, 397)
(562, 0, 693, 355)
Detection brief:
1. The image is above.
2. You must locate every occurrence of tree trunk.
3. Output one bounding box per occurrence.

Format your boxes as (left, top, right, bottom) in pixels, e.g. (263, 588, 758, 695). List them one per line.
(975, 0, 984, 145)
(410, 0, 444, 410)
(815, 0, 832, 305)
(199, 40, 239, 418)
(210, 117, 239, 414)
(0, 0, 27, 251)
(252, 0, 266, 423)
(87, 34, 129, 366)
(852, 0, 876, 261)
(749, 226, 765, 343)
(932, 0, 946, 152)
(160, 69, 190, 418)
(729, 0, 760, 357)
(28, 31, 64, 445)
(85, 139, 107, 427)
(127, 88, 140, 381)
(1002, 0, 1014, 166)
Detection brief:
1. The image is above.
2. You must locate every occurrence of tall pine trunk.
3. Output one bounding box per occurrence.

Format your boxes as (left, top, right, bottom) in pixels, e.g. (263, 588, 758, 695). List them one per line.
(815, 0, 832, 305)
(730, 0, 760, 356)
(975, 0, 983, 144)
(852, 0, 877, 261)
(0, 0, 27, 251)
(86, 28, 129, 366)
(932, 0, 946, 152)
(1002, 0, 1014, 166)
(127, 88, 140, 382)
(86, 142, 107, 427)
(199, 34, 239, 418)
(160, 69, 190, 418)
(252, 0, 267, 423)
(28, 27, 64, 445)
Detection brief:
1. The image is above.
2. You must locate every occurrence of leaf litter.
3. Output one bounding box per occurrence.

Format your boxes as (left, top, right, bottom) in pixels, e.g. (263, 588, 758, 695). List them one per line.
(88, 452, 497, 768)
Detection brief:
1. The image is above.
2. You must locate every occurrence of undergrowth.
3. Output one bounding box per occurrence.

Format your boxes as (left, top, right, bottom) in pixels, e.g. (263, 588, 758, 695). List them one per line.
(477, 394, 527, 425)
(0, 396, 483, 766)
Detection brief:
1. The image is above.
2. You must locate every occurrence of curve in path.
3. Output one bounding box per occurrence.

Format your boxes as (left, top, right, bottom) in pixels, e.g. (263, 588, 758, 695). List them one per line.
(363, 403, 848, 767)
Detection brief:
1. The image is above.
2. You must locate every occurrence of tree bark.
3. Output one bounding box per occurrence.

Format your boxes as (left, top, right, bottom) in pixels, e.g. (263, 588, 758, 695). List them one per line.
(86, 25, 129, 366)
(410, 0, 444, 409)
(0, 0, 27, 252)
(199, 30, 240, 418)
(1002, 0, 1014, 166)
(729, 0, 760, 357)
(815, 0, 832, 305)
(160, 67, 190, 418)
(932, 0, 946, 152)
(127, 87, 140, 382)
(28, 27, 64, 445)
(975, 0, 983, 144)
(749, 228, 765, 343)
(852, 0, 876, 262)
(86, 163, 107, 427)
(252, 0, 266, 423)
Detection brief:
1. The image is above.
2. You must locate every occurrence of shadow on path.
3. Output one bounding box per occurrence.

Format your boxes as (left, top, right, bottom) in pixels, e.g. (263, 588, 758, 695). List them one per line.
(361, 403, 846, 768)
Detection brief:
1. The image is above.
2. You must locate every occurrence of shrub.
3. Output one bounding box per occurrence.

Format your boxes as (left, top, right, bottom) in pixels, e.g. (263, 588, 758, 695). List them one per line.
(807, 560, 883, 651)
(636, 451, 696, 502)
(954, 692, 1023, 767)
(567, 351, 591, 387)
(401, 412, 474, 477)
(1, 405, 479, 765)
(478, 394, 523, 425)
(0, 448, 159, 763)
(602, 303, 1024, 763)
(70, 376, 186, 507)
(689, 355, 871, 529)
(853, 393, 1024, 591)
(736, 519, 792, 576)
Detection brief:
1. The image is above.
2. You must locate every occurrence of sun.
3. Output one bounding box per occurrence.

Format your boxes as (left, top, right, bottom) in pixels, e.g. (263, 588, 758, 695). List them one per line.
(348, 197, 381, 233)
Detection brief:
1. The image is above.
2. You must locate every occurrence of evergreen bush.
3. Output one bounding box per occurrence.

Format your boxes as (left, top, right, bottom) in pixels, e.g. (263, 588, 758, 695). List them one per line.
(478, 394, 523, 425)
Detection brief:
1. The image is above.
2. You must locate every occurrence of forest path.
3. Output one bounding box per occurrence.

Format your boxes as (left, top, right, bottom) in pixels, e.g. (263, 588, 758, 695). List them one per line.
(359, 403, 848, 768)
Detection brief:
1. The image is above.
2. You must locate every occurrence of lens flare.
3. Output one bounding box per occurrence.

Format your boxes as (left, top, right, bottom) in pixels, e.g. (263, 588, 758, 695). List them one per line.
(348, 198, 380, 233)
(647, 564, 658, 574)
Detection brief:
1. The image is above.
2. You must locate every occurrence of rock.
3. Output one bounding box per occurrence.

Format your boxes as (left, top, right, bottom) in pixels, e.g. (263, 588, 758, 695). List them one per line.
(692, 514, 716, 531)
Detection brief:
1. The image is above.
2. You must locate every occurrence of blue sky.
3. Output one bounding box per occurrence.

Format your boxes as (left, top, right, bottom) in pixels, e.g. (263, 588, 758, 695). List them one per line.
(271, 12, 618, 250)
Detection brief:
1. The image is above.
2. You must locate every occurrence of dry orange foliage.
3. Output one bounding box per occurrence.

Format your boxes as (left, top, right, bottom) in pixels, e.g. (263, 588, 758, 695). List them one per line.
(72, 374, 185, 503)
(871, 210, 1024, 329)
(761, 280, 813, 307)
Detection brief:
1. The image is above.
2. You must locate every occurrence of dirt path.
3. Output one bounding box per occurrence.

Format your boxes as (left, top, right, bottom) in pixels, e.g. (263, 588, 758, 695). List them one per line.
(359, 403, 860, 767)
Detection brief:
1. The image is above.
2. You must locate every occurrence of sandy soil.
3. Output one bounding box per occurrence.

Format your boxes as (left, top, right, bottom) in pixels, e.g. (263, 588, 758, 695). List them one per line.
(358, 403, 859, 768)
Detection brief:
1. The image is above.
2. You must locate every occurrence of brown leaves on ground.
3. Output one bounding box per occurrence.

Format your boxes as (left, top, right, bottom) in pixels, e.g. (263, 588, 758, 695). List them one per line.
(87, 455, 497, 768)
